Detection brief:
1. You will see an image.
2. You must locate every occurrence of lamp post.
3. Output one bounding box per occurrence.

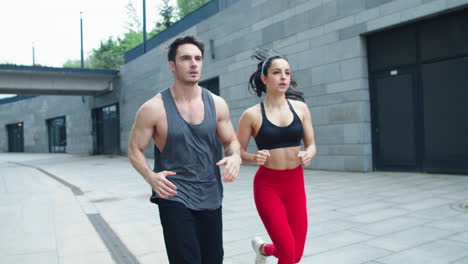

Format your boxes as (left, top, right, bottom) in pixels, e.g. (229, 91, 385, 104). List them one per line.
(80, 11, 84, 69)
(143, 0, 147, 53)
(32, 42, 36, 66)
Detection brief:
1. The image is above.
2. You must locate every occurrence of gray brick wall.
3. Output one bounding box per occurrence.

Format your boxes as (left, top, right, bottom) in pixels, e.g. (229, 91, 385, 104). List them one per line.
(2, 0, 468, 172)
(0, 95, 93, 154)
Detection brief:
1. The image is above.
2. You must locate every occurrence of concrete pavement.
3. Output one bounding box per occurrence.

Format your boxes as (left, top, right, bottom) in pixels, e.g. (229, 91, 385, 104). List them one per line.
(1, 153, 467, 264)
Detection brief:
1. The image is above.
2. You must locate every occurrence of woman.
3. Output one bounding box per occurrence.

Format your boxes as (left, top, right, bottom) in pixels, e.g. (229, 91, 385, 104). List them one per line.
(237, 50, 316, 264)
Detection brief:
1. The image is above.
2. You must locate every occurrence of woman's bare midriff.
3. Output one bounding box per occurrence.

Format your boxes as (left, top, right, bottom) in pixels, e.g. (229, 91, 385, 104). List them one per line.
(263, 146, 302, 170)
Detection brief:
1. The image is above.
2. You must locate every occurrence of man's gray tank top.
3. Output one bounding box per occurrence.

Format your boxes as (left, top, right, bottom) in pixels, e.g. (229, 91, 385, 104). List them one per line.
(150, 87, 223, 210)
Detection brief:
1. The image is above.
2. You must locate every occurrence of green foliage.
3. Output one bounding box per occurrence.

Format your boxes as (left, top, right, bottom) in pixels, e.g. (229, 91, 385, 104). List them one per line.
(63, 58, 92, 69)
(88, 37, 124, 70)
(119, 30, 143, 52)
(159, 0, 175, 28)
(150, 0, 175, 37)
(177, 0, 211, 17)
(63, 59, 80, 68)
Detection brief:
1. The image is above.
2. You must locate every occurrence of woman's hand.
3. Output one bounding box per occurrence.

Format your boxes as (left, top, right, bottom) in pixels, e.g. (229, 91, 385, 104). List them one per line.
(255, 149, 270, 165)
(298, 151, 312, 167)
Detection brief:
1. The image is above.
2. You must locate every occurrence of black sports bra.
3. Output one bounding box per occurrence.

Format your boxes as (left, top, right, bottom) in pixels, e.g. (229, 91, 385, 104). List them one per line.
(254, 100, 303, 150)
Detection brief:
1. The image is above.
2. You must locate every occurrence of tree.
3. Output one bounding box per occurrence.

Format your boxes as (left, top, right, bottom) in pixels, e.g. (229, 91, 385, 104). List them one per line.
(159, 0, 175, 28)
(63, 59, 87, 68)
(119, 30, 143, 52)
(125, 1, 141, 32)
(88, 37, 124, 70)
(150, 0, 176, 37)
(177, 0, 211, 18)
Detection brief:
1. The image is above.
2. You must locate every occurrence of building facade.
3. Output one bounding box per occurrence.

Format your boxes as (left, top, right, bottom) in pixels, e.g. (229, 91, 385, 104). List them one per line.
(1, 0, 467, 173)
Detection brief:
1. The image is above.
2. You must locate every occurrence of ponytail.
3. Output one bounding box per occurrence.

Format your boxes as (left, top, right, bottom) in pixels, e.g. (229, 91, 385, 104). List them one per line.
(248, 49, 304, 102)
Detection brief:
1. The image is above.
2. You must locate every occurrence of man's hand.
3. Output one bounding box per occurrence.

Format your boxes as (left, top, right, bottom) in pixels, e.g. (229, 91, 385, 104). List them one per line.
(148, 171, 177, 198)
(255, 150, 270, 165)
(216, 154, 241, 182)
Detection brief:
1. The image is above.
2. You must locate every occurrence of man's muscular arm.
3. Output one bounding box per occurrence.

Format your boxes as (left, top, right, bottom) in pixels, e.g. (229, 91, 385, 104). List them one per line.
(128, 96, 177, 198)
(213, 95, 241, 182)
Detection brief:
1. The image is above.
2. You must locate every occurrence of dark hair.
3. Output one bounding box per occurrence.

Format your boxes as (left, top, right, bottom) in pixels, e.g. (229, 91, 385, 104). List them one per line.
(167, 35, 205, 62)
(248, 49, 304, 102)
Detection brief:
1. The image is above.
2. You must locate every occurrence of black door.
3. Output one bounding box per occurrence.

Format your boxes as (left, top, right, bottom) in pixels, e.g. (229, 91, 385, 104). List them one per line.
(421, 57, 468, 173)
(7, 122, 24, 152)
(371, 69, 420, 171)
(47, 117, 66, 153)
(92, 104, 120, 155)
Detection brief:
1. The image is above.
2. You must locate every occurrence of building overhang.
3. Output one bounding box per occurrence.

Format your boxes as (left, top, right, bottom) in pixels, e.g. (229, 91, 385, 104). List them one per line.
(0, 65, 119, 96)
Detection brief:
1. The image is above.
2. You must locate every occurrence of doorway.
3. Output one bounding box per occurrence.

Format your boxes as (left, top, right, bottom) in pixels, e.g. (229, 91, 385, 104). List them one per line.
(47, 116, 67, 153)
(92, 103, 120, 155)
(6, 122, 24, 152)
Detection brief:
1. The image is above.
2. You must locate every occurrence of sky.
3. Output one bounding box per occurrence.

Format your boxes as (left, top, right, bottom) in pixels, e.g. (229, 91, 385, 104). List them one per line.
(0, 0, 177, 98)
(0, 0, 176, 67)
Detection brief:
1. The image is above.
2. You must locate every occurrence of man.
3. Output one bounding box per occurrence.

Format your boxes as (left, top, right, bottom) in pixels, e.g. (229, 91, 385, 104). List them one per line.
(128, 35, 241, 264)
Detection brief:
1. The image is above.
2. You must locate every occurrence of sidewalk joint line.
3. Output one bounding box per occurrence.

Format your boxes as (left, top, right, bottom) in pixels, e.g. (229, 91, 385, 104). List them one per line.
(87, 213, 141, 264)
(8, 161, 84, 195)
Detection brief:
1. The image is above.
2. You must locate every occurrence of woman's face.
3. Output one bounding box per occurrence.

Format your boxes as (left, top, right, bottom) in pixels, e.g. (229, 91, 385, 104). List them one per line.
(261, 58, 291, 95)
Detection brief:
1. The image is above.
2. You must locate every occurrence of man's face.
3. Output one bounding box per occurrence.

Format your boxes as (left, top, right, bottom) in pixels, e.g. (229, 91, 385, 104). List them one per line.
(169, 43, 203, 84)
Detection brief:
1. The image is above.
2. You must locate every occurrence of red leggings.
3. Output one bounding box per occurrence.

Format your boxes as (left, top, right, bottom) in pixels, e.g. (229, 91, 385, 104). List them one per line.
(254, 165, 308, 264)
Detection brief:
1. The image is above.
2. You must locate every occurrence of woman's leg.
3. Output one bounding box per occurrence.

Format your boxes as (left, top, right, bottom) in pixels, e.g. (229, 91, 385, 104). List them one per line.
(254, 169, 295, 264)
(284, 187, 308, 263)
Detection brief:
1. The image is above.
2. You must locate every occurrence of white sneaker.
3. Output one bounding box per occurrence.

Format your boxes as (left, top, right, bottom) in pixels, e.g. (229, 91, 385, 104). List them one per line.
(251, 236, 267, 264)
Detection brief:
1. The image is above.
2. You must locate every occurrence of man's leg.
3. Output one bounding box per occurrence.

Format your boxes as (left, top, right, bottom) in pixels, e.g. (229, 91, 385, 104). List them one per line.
(158, 199, 201, 264)
(194, 206, 223, 264)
